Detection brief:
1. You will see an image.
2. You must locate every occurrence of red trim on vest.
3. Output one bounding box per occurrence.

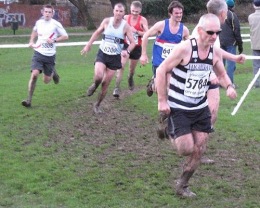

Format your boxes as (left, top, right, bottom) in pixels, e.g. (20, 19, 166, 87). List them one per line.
(126, 14, 143, 46)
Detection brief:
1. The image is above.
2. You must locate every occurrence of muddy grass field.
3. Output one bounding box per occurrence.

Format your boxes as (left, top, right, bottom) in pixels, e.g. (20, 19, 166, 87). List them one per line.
(1, 42, 259, 206)
(43, 83, 260, 207)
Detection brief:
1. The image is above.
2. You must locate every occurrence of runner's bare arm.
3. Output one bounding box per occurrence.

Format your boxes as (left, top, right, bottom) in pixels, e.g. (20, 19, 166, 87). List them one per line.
(124, 23, 136, 53)
(81, 18, 108, 55)
(29, 30, 37, 47)
(140, 21, 164, 65)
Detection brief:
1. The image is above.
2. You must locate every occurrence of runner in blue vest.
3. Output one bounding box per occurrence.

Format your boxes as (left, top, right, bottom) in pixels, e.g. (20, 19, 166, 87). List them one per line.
(140, 1, 189, 139)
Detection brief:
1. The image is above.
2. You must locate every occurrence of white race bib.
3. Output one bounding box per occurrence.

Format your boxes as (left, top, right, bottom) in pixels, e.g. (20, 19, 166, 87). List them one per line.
(126, 32, 139, 44)
(103, 42, 118, 55)
(35, 38, 55, 54)
(184, 70, 210, 98)
(41, 42, 54, 50)
(161, 43, 176, 59)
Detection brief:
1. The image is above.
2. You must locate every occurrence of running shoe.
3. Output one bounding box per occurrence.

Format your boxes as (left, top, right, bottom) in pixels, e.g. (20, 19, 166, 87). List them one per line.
(128, 76, 134, 90)
(113, 88, 120, 98)
(53, 69, 60, 84)
(176, 179, 196, 198)
(87, 83, 97, 96)
(146, 78, 154, 97)
(200, 156, 215, 164)
(21, 100, 31, 108)
(157, 113, 169, 140)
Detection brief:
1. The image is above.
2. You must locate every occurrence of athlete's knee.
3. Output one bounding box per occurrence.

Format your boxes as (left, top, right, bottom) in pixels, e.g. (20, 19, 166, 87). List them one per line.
(175, 137, 194, 156)
(101, 79, 112, 92)
(29, 73, 38, 85)
(43, 76, 52, 84)
(31, 74, 38, 81)
(177, 146, 193, 156)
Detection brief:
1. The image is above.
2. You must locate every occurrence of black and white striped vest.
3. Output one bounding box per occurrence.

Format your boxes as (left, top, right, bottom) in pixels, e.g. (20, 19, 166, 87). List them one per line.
(168, 38, 213, 110)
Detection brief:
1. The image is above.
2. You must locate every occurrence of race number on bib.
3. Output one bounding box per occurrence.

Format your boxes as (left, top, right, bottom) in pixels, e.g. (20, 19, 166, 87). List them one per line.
(41, 42, 54, 49)
(184, 70, 210, 98)
(103, 42, 118, 55)
(126, 32, 139, 44)
(161, 43, 176, 59)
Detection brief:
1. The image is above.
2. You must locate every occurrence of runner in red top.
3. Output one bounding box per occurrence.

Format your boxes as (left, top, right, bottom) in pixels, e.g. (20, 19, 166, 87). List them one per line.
(113, 1, 148, 98)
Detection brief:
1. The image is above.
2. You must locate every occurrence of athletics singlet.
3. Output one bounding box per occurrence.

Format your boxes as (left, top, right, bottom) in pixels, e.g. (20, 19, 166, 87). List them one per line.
(168, 38, 214, 111)
(152, 19, 184, 67)
(100, 17, 126, 55)
(125, 15, 143, 46)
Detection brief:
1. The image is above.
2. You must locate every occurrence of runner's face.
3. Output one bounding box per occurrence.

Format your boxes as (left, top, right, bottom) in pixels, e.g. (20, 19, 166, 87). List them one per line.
(113, 5, 125, 20)
(200, 22, 221, 45)
(130, 6, 141, 16)
(170, 8, 183, 22)
(43, 8, 53, 21)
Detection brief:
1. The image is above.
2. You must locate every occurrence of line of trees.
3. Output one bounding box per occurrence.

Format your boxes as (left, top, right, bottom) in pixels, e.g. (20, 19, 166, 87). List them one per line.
(68, 0, 125, 29)
(19, 0, 255, 29)
(67, 0, 254, 29)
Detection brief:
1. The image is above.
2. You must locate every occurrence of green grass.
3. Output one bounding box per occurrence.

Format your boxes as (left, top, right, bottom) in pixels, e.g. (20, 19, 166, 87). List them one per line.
(0, 26, 88, 35)
(0, 26, 259, 207)
(0, 27, 91, 44)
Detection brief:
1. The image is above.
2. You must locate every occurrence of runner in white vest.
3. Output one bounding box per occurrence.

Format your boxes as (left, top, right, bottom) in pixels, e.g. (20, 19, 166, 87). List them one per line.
(21, 4, 68, 108)
(81, 3, 135, 114)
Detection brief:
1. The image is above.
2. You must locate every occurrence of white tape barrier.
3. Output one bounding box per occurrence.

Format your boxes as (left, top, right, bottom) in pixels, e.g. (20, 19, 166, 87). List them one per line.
(0, 34, 254, 48)
(0, 41, 98, 48)
(245, 55, 260, 60)
(242, 39, 251, 42)
(231, 68, 260, 116)
(0, 35, 251, 48)
(1, 36, 260, 61)
(0, 37, 156, 49)
(241, 34, 250, 38)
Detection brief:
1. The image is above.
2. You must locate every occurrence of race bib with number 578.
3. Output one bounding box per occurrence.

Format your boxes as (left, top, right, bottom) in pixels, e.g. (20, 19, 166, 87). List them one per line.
(184, 70, 210, 98)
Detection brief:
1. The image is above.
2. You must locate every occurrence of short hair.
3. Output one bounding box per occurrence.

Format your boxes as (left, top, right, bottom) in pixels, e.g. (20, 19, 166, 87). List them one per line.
(168, 1, 184, 14)
(131, 1, 142, 9)
(41, 4, 55, 16)
(43, 4, 54, 12)
(197, 13, 220, 28)
(206, 0, 227, 16)
(114, 3, 126, 10)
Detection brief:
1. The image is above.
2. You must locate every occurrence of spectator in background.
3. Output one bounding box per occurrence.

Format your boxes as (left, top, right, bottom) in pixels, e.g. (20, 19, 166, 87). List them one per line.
(189, 0, 245, 165)
(219, 0, 243, 88)
(248, 0, 260, 88)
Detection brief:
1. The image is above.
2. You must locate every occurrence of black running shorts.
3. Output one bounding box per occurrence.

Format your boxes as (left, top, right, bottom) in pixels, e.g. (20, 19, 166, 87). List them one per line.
(168, 106, 212, 139)
(95, 49, 122, 70)
(123, 43, 141, 60)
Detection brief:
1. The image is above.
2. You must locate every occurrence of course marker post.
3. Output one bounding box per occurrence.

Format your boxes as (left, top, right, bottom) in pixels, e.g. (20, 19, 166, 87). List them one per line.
(231, 68, 260, 116)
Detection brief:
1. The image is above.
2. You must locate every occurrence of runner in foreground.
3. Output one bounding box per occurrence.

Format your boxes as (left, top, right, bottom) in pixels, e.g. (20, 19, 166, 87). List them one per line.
(156, 13, 237, 197)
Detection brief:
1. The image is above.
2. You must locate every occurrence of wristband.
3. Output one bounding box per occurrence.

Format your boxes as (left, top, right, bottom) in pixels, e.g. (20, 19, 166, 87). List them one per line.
(226, 84, 233, 90)
(54, 38, 57, 43)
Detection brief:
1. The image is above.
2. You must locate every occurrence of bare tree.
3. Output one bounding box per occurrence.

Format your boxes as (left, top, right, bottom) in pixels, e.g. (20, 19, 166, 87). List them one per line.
(68, 0, 96, 29)
(68, 0, 126, 29)
(109, 0, 126, 8)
